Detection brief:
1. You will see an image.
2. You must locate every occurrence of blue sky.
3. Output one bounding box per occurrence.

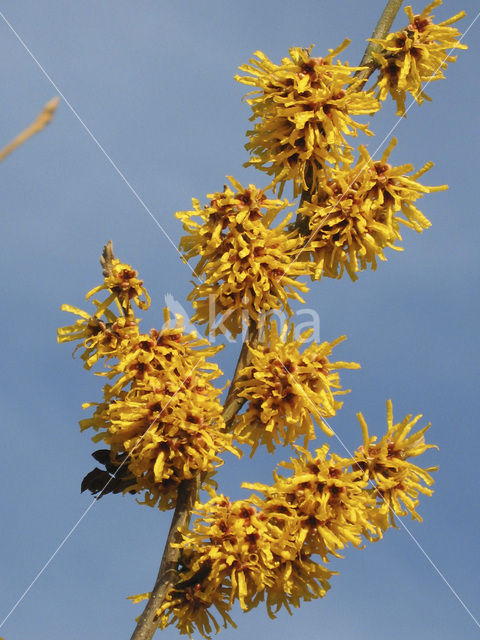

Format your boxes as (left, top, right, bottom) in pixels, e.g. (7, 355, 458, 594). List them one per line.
(0, 1, 478, 638)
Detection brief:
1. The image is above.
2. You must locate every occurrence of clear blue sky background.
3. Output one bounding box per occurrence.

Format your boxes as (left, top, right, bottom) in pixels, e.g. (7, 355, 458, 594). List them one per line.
(0, 1, 478, 638)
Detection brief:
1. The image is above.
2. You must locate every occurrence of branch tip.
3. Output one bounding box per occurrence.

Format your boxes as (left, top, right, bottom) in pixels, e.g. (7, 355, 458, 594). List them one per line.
(100, 240, 115, 278)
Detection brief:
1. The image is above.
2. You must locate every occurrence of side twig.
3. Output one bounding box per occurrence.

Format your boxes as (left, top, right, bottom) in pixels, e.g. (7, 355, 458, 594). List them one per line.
(0, 97, 59, 163)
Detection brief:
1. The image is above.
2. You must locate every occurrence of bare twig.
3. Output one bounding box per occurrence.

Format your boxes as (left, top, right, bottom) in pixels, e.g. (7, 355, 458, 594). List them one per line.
(0, 96, 59, 163)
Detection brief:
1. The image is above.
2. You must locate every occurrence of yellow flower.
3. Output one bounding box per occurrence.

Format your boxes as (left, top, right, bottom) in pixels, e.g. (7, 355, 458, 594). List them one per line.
(150, 494, 278, 636)
(78, 310, 238, 510)
(87, 257, 151, 314)
(84, 382, 237, 511)
(100, 308, 222, 397)
(246, 444, 378, 561)
(354, 400, 437, 526)
(262, 553, 333, 617)
(151, 404, 436, 635)
(60, 255, 237, 511)
(57, 257, 150, 367)
(178, 496, 280, 609)
(299, 139, 447, 280)
(130, 582, 237, 640)
(57, 304, 139, 369)
(154, 490, 334, 633)
(236, 41, 380, 195)
(370, 1, 467, 115)
(234, 321, 359, 453)
(155, 445, 373, 633)
(178, 179, 311, 338)
(177, 178, 287, 268)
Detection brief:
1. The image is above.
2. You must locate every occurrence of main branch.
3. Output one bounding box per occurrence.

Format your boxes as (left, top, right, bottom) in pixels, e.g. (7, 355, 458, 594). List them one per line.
(128, 476, 200, 640)
(356, 0, 404, 81)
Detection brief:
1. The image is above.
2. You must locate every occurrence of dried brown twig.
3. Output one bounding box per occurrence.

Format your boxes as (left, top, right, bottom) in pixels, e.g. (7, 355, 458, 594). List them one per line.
(0, 97, 59, 163)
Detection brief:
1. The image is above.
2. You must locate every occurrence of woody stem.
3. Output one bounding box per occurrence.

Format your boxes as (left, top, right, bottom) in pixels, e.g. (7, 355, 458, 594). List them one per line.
(356, 0, 404, 81)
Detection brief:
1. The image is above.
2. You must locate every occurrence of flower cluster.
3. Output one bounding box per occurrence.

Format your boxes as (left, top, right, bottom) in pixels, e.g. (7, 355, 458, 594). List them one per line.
(134, 403, 435, 636)
(58, 259, 238, 510)
(354, 399, 437, 527)
(370, 1, 467, 114)
(57, 306, 139, 369)
(88, 256, 151, 313)
(133, 489, 335, 638)
(234, 321, 360, 453)
(297, 138, 447, 280)
(248, 445, 378, 562)
(57, 258, 148, 368)
(177, 178, 311, 338)
(236, 41, 380, 195)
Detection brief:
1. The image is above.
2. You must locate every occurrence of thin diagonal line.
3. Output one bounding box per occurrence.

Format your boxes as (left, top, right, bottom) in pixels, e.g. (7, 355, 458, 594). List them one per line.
(0, 496, 99, 630)
(398, 514, 480, 628)
(275, 357, 480, 629)
(280, 10, 480, 283)
(0, 10, 199, 280)
(0, 359, 202, 629)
